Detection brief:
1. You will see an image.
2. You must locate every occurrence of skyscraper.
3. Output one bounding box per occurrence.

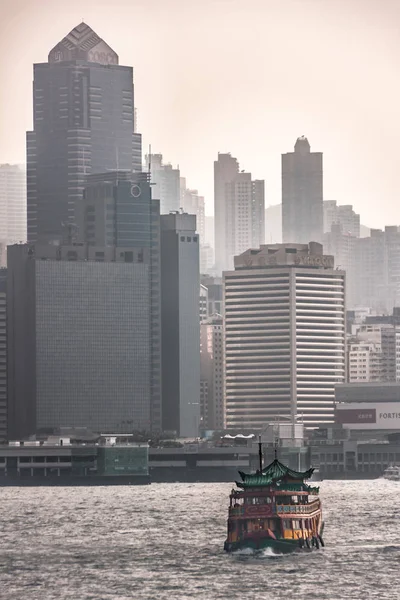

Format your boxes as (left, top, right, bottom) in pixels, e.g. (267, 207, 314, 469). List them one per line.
(0, 164, 27, 265)
(82, 171, 162, 430)
(7, 244, 152, 439)
(214, 153, 265, 273)
(146, 154, 180, 214)
(223, 243, 345, 429)
(27, 22, 142, 245)
(200, 314, 224, 430)
(282, 137, 323, 244)
(161, 213, 200, 437)
(0, 269, 6, 442)
(323, 200, 360, 237)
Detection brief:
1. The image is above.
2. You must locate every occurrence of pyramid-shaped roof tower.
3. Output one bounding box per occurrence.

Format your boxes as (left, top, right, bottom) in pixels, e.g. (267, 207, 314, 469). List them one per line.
(48, 22, 118, 66)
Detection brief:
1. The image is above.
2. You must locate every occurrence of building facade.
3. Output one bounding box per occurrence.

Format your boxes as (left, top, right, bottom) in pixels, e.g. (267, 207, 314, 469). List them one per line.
(347, 341, 382, 383)
(7, 244, 153, 439)
(323, 201, 360, 237)
(82, 171, 162, 429)
(0, 164, 27, 266)
(200, 315, 224, 430)
(223, 243, 345, 429)
(0, 270, 6, 442)
(214, 153, 265, 273)
(352, 227, 400, 313)
(146, 154, 180, 215)
(282, 137, 323, 245)
(27, 22, 142, 245)
(161, 213, 200, 437)
(323, 223, 357, 307)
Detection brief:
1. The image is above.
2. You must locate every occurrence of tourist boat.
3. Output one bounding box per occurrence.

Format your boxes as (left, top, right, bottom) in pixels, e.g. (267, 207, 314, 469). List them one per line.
(224, 439, 324, 553)
(382, 465, 400, 481)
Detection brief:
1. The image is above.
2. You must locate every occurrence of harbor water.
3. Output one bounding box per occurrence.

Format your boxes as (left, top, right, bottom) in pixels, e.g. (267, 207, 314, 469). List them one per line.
(0, 480, 398, 600)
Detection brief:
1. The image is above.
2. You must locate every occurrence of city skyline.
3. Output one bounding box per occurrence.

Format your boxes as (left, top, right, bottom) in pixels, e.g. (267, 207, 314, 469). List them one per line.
(1, 0, 400, 227)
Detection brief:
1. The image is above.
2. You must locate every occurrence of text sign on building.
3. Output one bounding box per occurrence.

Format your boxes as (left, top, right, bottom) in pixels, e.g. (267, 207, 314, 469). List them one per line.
(336, 402, 400, 429)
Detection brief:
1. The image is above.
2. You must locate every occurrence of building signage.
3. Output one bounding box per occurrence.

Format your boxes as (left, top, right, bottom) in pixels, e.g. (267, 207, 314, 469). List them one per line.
(336, 402, 400, 430)
(293, 255, 334, 268)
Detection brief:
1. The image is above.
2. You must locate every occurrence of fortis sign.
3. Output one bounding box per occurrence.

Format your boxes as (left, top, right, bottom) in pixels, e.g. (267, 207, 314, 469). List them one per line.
(336, 403, 400, 430)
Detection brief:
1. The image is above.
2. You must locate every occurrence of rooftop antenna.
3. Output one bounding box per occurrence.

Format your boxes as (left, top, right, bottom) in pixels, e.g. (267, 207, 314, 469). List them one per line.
(258, 434, 263, 472)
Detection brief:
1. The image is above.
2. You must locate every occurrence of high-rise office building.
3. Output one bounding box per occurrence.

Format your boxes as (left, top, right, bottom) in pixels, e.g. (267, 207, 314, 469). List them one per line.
(82, 170, 162, 430)
(146, 154, 180, 214)
(181, 185, 205, 243)
(0, 164, 27, 266)
(223, 243, 345, 429)
(27, 22, 142, 245)
(214, 153, 265, 273)
(323, 223, 357, 307)
(353, 227, 400, 313)
(265, 204, 282, 244)
(323, 201, 360, 237)
(201, 275, 223, 317)
(161, 213, 200, 437)
(282, 137, 323, 245)
(7, 244, 152, 440)
(200, 314, 224, 430)
(0, 269, 6, 442)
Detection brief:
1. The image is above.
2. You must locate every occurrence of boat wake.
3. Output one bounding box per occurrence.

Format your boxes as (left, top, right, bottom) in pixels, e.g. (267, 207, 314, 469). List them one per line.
(231, 547, 283, 559)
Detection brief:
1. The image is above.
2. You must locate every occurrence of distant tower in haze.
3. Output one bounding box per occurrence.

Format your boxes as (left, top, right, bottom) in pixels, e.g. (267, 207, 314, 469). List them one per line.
(145, 154, 180, 215)
(214, 153, 265, 273)
(282, 136, 323, 244)
(27, 22, 142, 245)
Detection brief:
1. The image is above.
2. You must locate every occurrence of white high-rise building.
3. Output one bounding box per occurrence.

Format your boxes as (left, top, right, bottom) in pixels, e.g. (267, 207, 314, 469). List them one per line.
(214, 153, 265, 273)
(223, 242, 345, 429)
(146, 154, 180, 215)
(0, 164, 27, 265)
(347, 341, 382, 382)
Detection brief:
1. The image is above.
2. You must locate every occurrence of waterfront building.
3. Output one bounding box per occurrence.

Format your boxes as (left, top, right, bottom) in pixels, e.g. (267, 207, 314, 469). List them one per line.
(0, 270, 6, 442)
(27, 22, 142, 245)
(82, 170, 162, 429)
(161, 213, 200, 437)
(7, 244, 153, 439)
(223, 242, 345, 429)
(282, 137, 323, 244)
(214, 153, 265, 273)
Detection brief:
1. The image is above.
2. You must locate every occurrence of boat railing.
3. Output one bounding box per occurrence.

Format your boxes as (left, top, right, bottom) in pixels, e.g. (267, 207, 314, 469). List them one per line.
(228, 498, 320, 518)
(276, 499, 320, 515)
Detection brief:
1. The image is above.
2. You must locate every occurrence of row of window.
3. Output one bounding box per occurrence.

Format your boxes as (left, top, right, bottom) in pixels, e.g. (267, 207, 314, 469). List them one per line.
(180, 236, 198, 243)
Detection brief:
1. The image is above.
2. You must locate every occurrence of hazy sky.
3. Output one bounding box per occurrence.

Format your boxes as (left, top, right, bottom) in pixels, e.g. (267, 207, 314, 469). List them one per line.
(0, 0, 399, 225)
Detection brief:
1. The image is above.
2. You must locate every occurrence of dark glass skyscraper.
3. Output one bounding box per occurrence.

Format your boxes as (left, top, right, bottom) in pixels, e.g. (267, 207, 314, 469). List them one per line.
(27, 22, 142, 245)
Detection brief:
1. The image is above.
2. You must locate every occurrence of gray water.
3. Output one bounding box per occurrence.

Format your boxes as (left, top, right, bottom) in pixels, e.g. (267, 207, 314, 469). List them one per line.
(0, 480, 399, 600)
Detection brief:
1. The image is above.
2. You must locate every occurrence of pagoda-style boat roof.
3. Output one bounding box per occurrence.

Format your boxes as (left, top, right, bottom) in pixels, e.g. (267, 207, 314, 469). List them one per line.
(236, 458, 314, 489)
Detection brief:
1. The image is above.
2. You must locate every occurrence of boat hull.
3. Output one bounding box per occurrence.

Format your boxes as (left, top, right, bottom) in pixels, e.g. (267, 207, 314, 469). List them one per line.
(224, 537, 307, 554)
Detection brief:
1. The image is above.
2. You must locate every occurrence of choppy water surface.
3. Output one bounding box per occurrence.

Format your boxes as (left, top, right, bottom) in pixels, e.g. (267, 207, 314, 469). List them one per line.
(0, 480, 399, 600)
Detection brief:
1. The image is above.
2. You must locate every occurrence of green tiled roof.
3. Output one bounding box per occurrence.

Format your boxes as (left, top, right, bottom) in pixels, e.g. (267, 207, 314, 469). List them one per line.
(236, 458, 314, 489)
